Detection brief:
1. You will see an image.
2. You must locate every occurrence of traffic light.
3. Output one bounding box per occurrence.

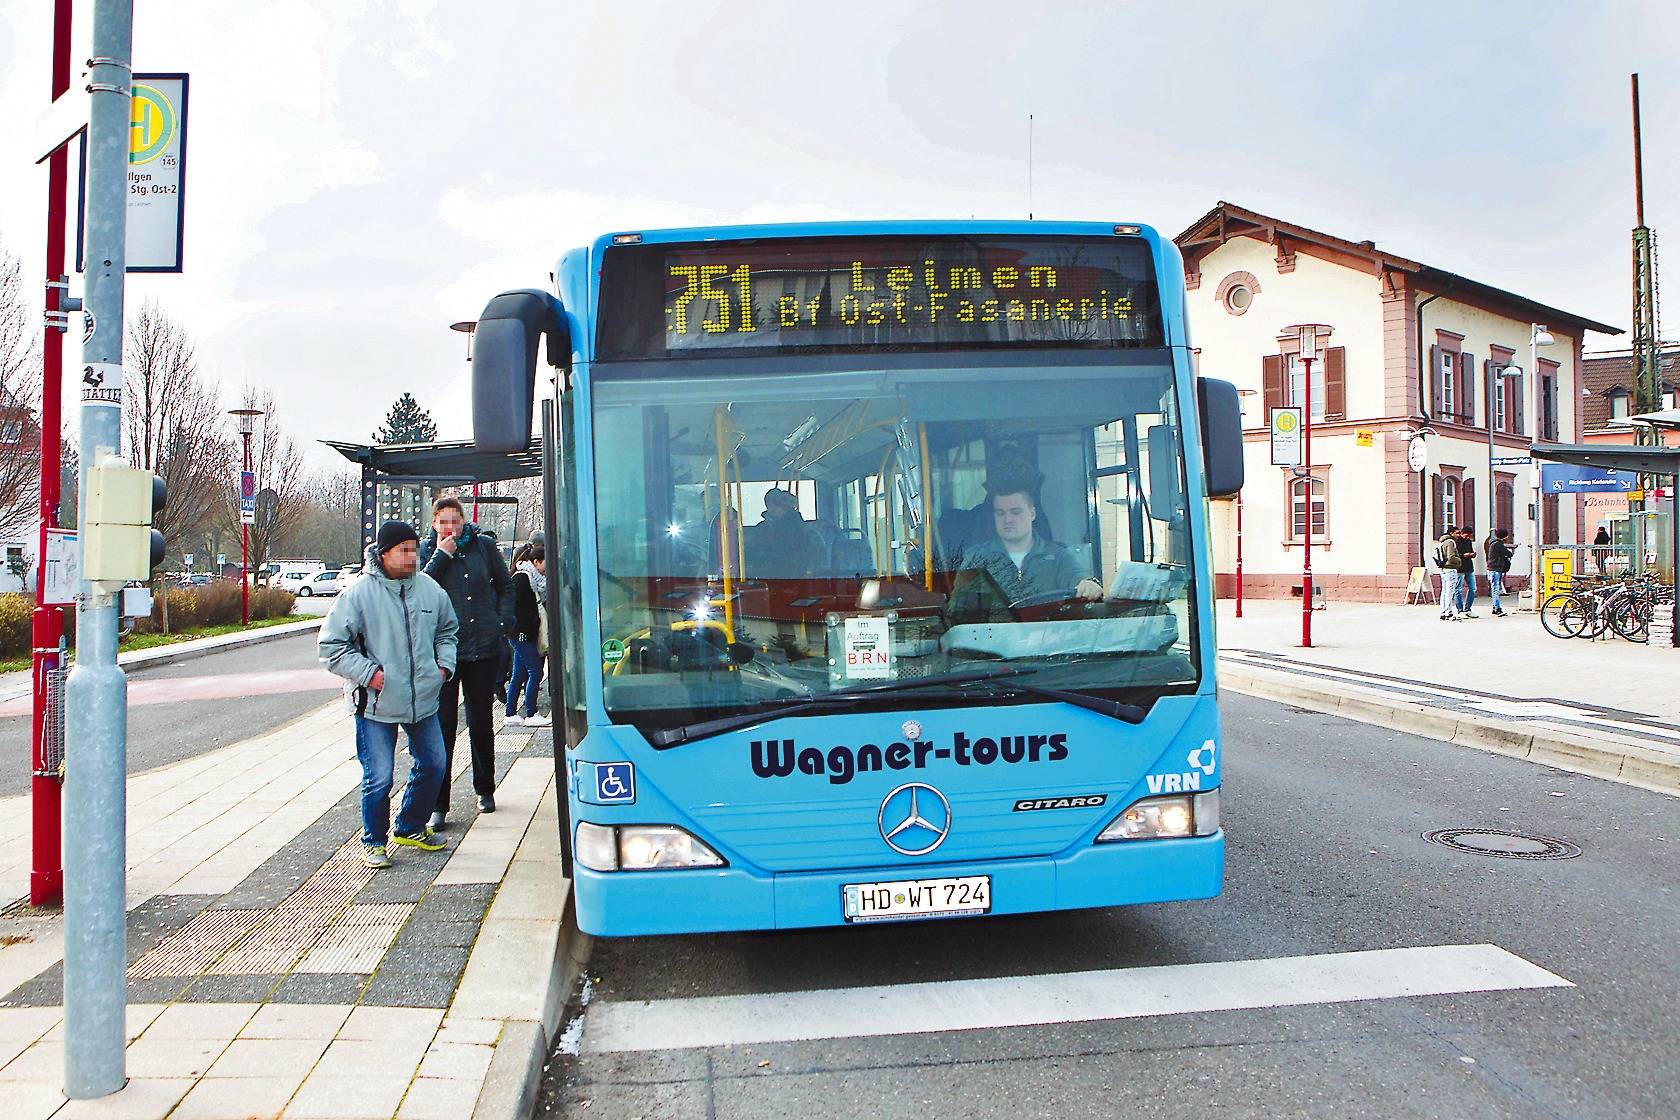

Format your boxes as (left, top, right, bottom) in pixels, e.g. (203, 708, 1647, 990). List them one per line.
(83, 454, 167, 583)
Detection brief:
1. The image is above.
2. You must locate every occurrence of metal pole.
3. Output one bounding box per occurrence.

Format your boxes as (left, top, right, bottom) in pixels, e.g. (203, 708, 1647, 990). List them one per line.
(241, 431, 250, 625)
(1235, 491, 1244, 618)
(1487, 361, 1496, 540)
(31, 0, 75, 910)
(63, 0, 133, 1097)
(1528, 330, 1541, 606)
(1301, 356, 1314, 647)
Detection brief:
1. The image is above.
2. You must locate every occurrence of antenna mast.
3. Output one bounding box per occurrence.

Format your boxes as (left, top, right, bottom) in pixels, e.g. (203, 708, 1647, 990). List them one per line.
(1630, 73, 1662, 436)
(1028, 114, 1034, 221)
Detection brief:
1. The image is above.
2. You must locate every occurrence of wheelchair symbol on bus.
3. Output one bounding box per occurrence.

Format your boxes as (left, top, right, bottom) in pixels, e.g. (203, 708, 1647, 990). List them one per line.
(595, 763, 635, 804)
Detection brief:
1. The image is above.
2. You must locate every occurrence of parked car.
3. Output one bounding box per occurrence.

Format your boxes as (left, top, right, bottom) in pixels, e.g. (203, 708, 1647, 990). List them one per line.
(294, 570, 341, 598)
(269, 561, 328, 593)
(333, 565, 362, 594)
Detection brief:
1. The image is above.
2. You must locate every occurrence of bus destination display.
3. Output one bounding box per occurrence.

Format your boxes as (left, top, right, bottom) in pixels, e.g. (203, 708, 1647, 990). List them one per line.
(596, 236, 1164, 359)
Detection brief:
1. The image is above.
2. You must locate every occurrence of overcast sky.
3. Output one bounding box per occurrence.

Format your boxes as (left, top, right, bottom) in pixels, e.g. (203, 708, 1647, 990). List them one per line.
(0, 1, 1675, 472)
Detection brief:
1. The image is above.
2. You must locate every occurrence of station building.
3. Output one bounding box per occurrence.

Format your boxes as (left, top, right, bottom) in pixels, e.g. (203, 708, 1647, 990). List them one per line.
(1175, 202, 1620, 602)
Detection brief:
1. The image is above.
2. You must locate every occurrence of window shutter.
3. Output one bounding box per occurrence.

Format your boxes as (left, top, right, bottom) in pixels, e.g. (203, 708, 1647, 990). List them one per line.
(1462, 478, 1476, 537)
(1511, 374, 1524, 434)
(1432, 474, 1445, 537)
(1323, 347, 1346, 420)
(1459, 352, 1476, 425)
(1429, 345, 1442, 416)
(1262, 354, 1284, 413)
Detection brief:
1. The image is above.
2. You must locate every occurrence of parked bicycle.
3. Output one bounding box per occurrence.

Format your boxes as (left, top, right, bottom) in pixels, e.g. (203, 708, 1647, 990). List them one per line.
(1541, 576, 1674, 642)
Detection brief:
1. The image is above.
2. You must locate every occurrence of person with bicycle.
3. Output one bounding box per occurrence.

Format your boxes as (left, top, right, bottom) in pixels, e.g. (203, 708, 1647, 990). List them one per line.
(1485, 529, 1513, 617)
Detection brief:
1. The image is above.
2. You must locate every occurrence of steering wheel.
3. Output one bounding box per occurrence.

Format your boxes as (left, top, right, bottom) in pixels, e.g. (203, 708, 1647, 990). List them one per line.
(1009, 587, 1081, 610)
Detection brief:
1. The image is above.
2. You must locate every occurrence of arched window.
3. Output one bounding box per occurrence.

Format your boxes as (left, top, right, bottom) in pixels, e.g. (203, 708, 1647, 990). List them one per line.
(1289, 476, 1327, 541)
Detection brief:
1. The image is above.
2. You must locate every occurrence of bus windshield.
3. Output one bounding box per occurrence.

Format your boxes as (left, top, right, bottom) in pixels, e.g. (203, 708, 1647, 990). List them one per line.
(591, 354, 1197, 731)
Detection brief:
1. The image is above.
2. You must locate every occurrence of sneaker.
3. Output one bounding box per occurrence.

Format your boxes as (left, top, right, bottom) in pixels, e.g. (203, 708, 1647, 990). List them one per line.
(1440, 614, 1455, 621)
(361, 843, 392, 869)
(1460, 611, 1479, 619)
(427, 811, 447, 831)
(505, 713, 525, 726)
(391, 829, 446, 852)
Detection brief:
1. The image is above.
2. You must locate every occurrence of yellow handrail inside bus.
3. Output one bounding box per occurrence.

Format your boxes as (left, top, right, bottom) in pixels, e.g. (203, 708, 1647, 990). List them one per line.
(918, 422, 933, 591)
(713, 407, 736, 638)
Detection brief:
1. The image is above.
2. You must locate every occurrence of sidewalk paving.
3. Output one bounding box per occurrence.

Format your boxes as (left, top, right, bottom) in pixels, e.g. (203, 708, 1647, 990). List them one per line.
(0, 698, 575, 1120)
(1218, 599, 1680, 794)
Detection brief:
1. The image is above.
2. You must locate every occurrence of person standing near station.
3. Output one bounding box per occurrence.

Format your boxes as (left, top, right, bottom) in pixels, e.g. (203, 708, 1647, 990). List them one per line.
(1485, 528, 1513, 617)
(506, 533, 548, 725)
(420, 496, 515, 825)
(319, 520, 457, 868)
(1436, 526, 1462, 622)
(1455, 526, 1479, 618)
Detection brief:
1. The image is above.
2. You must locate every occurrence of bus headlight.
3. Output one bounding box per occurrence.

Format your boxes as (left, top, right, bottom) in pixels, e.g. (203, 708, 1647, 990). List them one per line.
(1097, 790, 1220, 842)
(575, 822, 726, 872)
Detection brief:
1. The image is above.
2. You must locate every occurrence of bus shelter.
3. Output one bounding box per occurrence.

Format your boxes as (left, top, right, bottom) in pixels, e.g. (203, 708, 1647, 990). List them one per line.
(324, 437, 544, 554)
(1531, 439, 1680, 647)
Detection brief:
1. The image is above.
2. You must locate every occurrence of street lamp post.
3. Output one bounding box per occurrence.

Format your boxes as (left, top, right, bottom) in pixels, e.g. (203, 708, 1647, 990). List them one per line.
(229, 408, 264, 625)
(1285, 323, 1333, 647)
(1524, 325, 1555, 607)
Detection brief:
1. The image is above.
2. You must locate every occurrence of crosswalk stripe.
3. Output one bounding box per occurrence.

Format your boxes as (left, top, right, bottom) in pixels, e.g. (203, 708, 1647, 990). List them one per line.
(581, 943, 1570, 1054)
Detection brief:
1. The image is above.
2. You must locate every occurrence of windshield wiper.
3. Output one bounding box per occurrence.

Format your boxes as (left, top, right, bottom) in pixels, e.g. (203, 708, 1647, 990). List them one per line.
(647, 666, 1035, 748)
(957, 678, 1149, 725)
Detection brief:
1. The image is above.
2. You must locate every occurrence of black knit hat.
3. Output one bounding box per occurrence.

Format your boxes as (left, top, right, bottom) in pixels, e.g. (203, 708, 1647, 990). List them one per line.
(376, 520, 419, 554)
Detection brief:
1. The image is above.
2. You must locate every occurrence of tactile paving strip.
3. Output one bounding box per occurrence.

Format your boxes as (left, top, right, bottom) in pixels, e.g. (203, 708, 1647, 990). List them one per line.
(293, 903, 414, 973)
(128, 907, 263, 979)
(279, 846, 377, 911)
(209, 905, 338, 975)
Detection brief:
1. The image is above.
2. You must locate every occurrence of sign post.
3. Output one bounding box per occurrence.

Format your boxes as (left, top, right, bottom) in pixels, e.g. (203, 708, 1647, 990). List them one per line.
(64, 0, 134, 1096)
(1284, 323, 1333, 647)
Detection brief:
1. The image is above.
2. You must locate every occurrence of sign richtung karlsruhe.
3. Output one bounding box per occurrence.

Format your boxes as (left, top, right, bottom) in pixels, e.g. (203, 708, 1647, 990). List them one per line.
(1539, 463, 1639, 495)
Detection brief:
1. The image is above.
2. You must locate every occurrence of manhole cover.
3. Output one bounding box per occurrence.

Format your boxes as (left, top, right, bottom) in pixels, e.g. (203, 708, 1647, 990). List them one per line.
(1423, 828, 1582, 860)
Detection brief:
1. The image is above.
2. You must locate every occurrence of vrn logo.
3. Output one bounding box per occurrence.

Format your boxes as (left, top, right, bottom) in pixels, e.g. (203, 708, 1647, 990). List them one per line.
(1145, 740, 1218, 795)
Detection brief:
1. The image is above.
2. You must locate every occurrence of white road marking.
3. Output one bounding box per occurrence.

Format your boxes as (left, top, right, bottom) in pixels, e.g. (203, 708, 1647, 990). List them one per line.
(581, 943, 1570, 1054)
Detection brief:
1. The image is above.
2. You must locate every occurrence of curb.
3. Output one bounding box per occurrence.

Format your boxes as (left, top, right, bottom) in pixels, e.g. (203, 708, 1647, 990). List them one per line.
(463, 776, 593, 1120)
(1221, 665, 1680, 797)
(121, 616, 325, 674)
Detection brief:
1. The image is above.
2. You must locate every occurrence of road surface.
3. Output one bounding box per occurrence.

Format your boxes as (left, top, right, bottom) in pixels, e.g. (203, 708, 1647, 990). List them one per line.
(543, 692, 1678, 1120)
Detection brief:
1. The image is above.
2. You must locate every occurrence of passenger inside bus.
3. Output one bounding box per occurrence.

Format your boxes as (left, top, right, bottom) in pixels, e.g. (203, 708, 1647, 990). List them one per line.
(748, 488, 820, 578)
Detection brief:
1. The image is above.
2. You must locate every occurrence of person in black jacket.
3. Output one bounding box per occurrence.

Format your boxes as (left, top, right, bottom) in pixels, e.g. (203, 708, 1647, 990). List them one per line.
(505, 536, 548, 725)
(1485, 528, 1514, 617)
(419, 496, 515, 824)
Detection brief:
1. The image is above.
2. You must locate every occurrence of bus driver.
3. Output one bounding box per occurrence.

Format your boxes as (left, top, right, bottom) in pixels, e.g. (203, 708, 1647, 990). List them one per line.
(946, 482, 1103, 621)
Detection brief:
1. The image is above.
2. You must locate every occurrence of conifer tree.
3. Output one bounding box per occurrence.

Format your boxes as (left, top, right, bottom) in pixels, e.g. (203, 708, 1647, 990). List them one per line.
(372, 392, 438, 444)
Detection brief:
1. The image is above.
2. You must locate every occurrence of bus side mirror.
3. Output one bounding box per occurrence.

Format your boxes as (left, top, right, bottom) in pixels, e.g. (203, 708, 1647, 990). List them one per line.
(472, 289, 569, 454)
(1197, 377, 1244, 498)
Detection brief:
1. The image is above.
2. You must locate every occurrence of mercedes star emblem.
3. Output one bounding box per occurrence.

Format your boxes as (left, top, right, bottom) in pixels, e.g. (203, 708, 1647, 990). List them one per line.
(878, 782, 952, 856)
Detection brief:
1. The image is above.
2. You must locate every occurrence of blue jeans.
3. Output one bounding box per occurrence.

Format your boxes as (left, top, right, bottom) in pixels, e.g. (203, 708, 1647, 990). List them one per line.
(1459, 571, 1477, 612)
(355, 715, 446, 846)
(1488, 571, 1506, 610)
(1440, 570, 1461, 615)
(506, 639, 544, 717)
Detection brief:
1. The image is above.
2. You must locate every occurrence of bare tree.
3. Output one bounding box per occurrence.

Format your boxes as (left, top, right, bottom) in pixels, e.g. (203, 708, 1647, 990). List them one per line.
(123, 301, 235, 559)
(233, 388, 309, 574)
(0, 244, 43, 538)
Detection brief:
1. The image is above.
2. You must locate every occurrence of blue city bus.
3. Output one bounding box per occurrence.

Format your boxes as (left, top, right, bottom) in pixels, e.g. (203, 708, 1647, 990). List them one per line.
(470, 221, 1244, 936)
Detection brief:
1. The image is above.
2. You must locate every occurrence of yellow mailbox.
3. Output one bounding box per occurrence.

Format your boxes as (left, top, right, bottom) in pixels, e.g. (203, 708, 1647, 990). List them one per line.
(1541, 548, 1574, 598)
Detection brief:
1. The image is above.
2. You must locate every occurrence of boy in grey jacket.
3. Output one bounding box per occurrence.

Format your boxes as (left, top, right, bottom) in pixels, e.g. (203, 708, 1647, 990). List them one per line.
(319, 521, 460, 867)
